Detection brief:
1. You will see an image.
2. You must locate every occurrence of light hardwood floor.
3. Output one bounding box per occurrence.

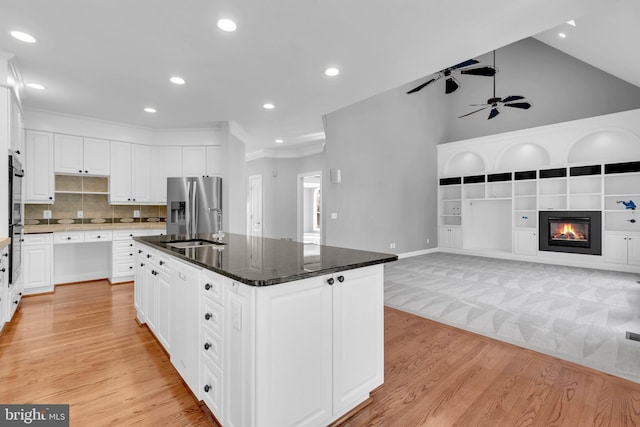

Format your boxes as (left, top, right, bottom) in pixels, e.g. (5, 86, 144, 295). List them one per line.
(2, 280, 639, 426)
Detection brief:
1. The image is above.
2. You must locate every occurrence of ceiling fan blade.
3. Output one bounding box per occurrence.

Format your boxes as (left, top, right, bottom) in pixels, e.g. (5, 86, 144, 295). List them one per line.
(406, 77, 439, 94)
(459, 66, 497, 77)
(502, 95, 525, 103)
(445, 77, 459, 94)
(450, 59, 479, 70)
(504, 102, 532, 110)
(488, 108, 500, 119)
(458, 106, 490, 118)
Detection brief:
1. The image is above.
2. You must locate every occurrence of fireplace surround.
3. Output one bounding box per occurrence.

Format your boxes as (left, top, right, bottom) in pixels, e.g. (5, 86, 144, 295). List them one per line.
(539, 211, 602, 255)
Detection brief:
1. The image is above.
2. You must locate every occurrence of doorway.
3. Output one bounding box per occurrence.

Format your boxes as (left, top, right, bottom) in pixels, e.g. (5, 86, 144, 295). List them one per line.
(297, 171, 322, 245)
(248, 174, 263, 239)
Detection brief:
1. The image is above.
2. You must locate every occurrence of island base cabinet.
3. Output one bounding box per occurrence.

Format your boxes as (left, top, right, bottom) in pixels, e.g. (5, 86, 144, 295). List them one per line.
(255, 277, 333, 427)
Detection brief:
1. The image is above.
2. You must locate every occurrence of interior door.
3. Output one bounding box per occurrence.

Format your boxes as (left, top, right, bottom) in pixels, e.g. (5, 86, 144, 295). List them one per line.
(248, 175, 263, 238)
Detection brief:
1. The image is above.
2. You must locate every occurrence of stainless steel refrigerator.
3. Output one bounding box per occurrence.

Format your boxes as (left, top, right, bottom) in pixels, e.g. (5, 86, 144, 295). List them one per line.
(167, 177, 222, 236)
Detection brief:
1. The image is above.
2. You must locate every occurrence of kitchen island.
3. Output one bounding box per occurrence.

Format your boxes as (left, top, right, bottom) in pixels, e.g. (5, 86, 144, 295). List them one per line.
(133, 233, 397, 427)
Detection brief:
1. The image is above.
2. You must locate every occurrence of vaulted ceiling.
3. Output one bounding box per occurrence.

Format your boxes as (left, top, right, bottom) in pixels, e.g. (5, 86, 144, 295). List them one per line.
(0, 0, 633, 155)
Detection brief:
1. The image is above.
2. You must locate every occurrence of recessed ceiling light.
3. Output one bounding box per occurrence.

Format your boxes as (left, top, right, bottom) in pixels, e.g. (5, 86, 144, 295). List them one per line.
(263, 103, 275, 110)
(325, 67, 340, 77)
(170, 76, 186, 85)
(558, 32, 567, 39)
(26, 82, 45, 90)
(566, 19, 576, 27)
(144, 107, 157, 113)
(275, 139, 284, 144)
(217, 18, 237, 32)
(10, 30, 36, 43)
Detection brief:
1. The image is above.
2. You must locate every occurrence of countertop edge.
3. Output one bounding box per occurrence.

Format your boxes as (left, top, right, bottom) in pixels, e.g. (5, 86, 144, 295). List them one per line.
(134, 237, 398, 287)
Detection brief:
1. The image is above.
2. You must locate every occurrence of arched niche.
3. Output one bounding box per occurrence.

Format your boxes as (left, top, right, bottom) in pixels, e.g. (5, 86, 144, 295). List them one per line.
(443, 151, 485, 176)
(496, 143, 550, 171)
(567, 130, 640, 164)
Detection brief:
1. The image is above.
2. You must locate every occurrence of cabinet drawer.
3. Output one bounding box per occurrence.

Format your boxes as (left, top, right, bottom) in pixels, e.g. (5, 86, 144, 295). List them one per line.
(54, 231, 85, 244)
(85, 230, 113, 242)
(23, 233, 53, 245)
(113, 230, 146, 240)
(202, 299, 224, 337)
(113, 260, 135, 276)
(201, 362, 223, 417)
(113, 240, 135, 251)
(202, 270, 224, 306)
(114, 247, 136, 260)
(202, 325, 223, 369)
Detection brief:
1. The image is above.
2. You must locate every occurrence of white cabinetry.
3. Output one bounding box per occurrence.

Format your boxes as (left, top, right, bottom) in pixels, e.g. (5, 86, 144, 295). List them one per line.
(201, 269, 226, 418)
(142, 247, 171, 351)
(110, 142, 150, 203)
(151, 146, 183, 203)
(0, 246, 9, 325)
(513, 229, 537, 256)
(25, 130, 55, 203)
(9, 91, 24, 158)
(110, 229, 147, 283)
(604, 233, 640, 266)
(54, 135, 110, 175)
(439, 226, 462, 249)
(206, 146, 225, 176)
(183, 146, 225, 178)
(22, 234, 53, 295)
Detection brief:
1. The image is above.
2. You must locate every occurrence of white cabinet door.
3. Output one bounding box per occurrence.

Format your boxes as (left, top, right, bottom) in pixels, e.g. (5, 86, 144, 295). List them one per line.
(134, 243, 147, 323)
(54, 134, 84, 174)
(206, 146, 225, 176)
(255, 277, 332, 427)
(110, 141, 132, 203)
(627, 234, 640, 266)
(604, 233, 628, 265)
(171, 260, 201, 394)
(182, 146, 207, 177)
(145, 265, 158, 334)
(151, 146, 183, 203)
(513, 229, 538, 256)
(332, 265, 384, 415)
(438, 226, 452, 247)
(157, 271, 171, 351)
(9, 95, 24, 158)
(450, 227, 463, 248)
(131, 144, 150, 202)
(23, 241, 52, 293)
(83, 137, 110, 175)
(25, 130, 55, 203)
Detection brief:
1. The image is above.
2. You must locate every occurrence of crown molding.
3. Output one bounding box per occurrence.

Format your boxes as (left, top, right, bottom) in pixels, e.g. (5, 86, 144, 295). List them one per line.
(245, 140, 326, 161)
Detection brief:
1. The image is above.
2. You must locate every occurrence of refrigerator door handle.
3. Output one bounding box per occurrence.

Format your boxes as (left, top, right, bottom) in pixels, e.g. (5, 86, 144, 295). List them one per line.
(192, 180, 198, 235)
(185, 180, 192, 236)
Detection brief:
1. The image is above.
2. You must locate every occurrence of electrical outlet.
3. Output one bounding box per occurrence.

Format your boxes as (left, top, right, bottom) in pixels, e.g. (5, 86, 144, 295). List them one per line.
(427, 237, 430, 244)
(331, 213, 338, 219)
(390, 243, 396, 249)
(43, 210, 52, 219)
(77, 210, 83, 218)
(133, 210, 140, 218)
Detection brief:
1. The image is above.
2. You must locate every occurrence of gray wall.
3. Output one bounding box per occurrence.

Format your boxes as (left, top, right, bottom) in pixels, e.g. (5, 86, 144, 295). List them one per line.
(443, 38, 640, 142)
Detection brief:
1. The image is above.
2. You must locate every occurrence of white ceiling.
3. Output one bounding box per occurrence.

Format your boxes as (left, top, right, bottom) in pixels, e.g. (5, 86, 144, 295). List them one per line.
(0, 0, 629, 155)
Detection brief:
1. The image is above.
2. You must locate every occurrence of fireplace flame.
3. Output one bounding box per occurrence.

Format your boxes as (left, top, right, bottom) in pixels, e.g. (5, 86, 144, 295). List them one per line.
(561, 223, 577, 236)
(551, 222, 587, 241)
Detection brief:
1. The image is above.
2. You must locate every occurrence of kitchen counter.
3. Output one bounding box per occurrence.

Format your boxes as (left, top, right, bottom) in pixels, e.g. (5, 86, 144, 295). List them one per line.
(25, 223, 166, 234)
(135, 232, 397, 286)
(0, 237, 10, 250)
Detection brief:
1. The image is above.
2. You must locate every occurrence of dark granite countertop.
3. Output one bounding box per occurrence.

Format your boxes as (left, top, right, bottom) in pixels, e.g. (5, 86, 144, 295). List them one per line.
(134, 232, 398, 286)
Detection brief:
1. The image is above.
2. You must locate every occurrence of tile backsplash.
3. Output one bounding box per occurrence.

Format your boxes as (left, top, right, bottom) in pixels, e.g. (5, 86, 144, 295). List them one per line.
(25, 175, 166, 226)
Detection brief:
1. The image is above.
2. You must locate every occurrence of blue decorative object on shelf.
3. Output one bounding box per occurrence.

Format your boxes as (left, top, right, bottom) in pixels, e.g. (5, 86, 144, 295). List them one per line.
(616, 200, 636, 210)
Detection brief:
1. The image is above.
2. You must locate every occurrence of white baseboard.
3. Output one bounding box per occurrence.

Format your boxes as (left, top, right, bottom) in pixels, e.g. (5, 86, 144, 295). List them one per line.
(398, 248, 438, 259)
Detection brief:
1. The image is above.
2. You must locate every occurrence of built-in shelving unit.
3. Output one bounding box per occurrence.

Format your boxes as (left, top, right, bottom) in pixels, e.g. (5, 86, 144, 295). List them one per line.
(513, 171, 537, 229)
(603, 164, 640, 233)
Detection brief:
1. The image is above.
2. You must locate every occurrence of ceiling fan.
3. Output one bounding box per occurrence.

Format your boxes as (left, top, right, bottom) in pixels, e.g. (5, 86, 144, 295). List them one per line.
(459, 51, 532, 120)
(406, 59, 497, 95)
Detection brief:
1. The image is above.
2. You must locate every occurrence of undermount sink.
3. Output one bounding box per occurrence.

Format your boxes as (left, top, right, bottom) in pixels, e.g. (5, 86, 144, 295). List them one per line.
(166, 239, 226, 249)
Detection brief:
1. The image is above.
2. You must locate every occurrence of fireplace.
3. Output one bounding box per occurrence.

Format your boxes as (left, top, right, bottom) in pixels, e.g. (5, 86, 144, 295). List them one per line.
(539, 211, 601, 255)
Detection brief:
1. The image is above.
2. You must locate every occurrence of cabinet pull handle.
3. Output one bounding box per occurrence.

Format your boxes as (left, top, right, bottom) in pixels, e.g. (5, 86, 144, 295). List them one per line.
(205, 313, 212, 320)
(205, 283, 212, 290)
(327, 278, 334, 285)
(337, 275, 345, 283)
(204, 342, 211, 350)
(204, 385, 211, 393)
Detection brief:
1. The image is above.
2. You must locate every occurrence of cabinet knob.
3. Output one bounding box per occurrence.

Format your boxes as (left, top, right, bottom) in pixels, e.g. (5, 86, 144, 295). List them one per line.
(204, 342, 211, 350)
(159, 260, 164, 266)
(204, 385, 211, 393)
(78, 169, 82, 173)
(20, 239, 24, 242)
(140, 263, 144, 267)
(97, 235, 101, 239)
(205, 313, 212, 320)
(205, 283, 212, 291)
(67, 237, 71, 240)
(133, 199, 136, 202)
(147, 254, 151, 258)
(49, 196, 53, 200)
(327, 278, 334, 285)
(337, 275, 345, 283)
(129, 253, 133, 256)
(128, 198, 131, 201)
(130, 234, 134, 237)
(3, 253, 8, 257)
(129, 266, 133, 269)
(138, 250, 142, 253)
(15, 150, 20, 155)
(130, 243, 133, 247)
(0, 268, 6, 273)
(18, 292, 22, 296)
(14, 300, 18, 304)
(84, 170, 88, 174)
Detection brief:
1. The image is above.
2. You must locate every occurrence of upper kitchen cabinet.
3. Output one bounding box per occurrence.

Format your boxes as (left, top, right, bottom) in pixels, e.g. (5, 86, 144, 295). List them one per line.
(8, 92, 25, 159)
(25, 130, 55, 203)
(182, 146, 225, 177)
(151, 146, 183, 203)
(54, 135, 110, 175)
(110, 142, 150, 203)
